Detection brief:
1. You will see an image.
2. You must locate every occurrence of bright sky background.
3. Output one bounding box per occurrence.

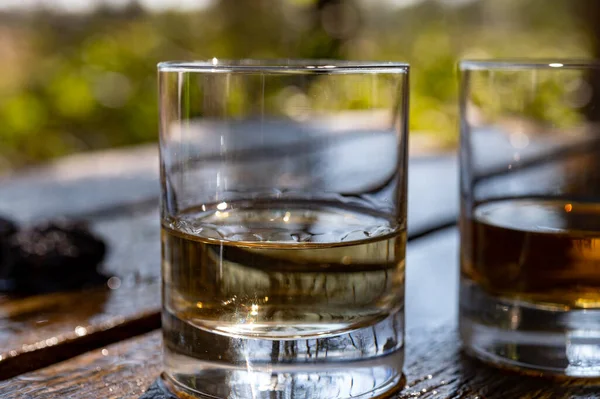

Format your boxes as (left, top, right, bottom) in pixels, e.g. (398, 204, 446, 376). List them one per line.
(0, 0, 477, 13)
(0, 0, 216, 12)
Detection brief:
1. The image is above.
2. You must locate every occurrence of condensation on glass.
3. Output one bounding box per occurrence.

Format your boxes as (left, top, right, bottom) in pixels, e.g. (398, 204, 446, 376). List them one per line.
(459, 59, 600, 377)
(158, 59, 409, 398)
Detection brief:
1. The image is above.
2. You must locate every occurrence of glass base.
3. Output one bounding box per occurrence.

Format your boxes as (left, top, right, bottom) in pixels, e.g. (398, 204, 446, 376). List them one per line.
(162, 310, 404, 399)
(460, 278, 600, 377)
(161, 354, 404, 399)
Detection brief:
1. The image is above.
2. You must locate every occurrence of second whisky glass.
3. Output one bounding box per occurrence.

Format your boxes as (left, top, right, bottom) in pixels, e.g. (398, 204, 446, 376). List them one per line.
(460, 60, 600, 377)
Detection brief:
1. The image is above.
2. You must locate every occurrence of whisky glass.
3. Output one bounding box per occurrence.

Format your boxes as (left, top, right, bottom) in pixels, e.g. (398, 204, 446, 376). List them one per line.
(460, 60, 600, 377)
(158, 60, 409, 398)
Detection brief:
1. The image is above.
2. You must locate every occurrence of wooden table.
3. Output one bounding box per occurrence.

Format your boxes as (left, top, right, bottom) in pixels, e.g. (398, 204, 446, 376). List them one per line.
(0, 143, 597, 399)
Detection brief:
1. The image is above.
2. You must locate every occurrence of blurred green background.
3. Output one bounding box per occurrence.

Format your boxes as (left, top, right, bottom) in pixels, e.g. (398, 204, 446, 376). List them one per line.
(0, 0, 595, 170)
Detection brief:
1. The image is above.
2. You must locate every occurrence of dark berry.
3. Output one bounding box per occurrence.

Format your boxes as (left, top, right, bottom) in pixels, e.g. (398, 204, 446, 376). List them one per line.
(4, 219, 107, 294)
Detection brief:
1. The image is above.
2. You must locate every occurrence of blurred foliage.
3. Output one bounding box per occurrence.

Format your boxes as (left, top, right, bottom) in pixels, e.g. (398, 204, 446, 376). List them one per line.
(469, 69, 589, 129)
(0, 0, 591, 169)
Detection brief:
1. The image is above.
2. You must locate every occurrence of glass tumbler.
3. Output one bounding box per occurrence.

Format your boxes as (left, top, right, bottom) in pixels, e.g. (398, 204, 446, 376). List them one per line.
(459, 60, 600, 376)
(158, 60, 409, 398)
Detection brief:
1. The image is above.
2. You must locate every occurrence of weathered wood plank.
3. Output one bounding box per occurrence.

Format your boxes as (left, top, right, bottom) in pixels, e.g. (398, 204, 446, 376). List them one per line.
(400, 328, 600, 399)
(0, 145, 159, 223)
(0, 284, 160, 380)
(0, 206, 456, 382)
(405, 229, 458, 329)
(408, 156, 457, 236)
(0, 140, 457, 380)
(6, 326, 597, 399)
(0, 331, 162, 399)
(0, 210, 161, 380)
(0, 229, 457, 398)
(2, 230, 598, 398)
(0, 145, 162, 380)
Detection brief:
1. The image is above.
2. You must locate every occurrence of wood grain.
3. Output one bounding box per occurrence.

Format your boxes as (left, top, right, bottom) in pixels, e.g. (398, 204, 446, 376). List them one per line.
(0, 283, 160, 380)
(0, 331, 162, 399)
(5, 328, 598, 399)
(2, 230, 599, 398)
(0, 210, 161, 379)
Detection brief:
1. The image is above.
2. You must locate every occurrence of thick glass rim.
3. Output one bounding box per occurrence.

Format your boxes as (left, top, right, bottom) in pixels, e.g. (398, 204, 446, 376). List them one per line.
(460, 59, 600, 70)
(158, 59, 409, 74)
